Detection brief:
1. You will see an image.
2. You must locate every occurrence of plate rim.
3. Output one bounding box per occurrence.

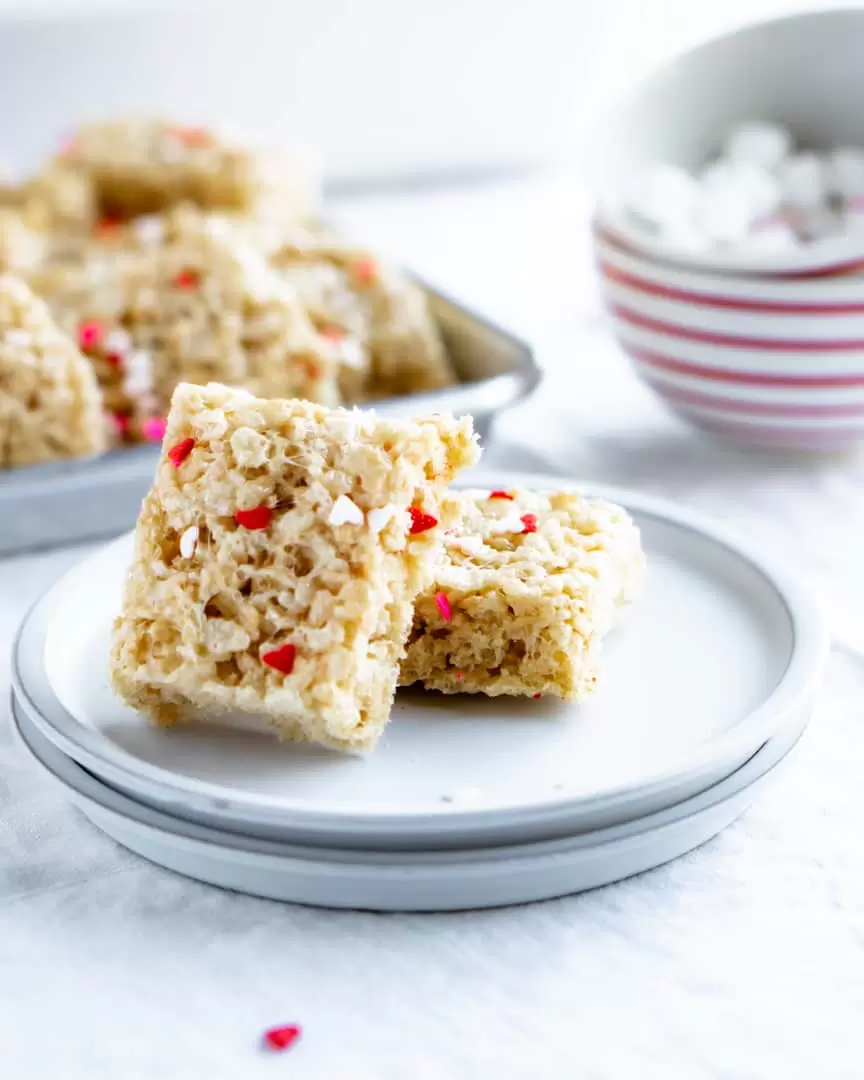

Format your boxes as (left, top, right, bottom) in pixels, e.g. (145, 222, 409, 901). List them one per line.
(11, 691, 807, 868)
(10, 472, 829, 840)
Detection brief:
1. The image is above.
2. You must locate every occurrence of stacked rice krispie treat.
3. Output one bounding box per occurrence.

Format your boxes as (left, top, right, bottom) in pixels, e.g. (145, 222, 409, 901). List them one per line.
(111, 382, 479, 750)
(0, 274, 105, 467)
(54, 118, 319, 221)
(400, 488, 645, 699)
(32, 225, 337, 443)
(269, 230, 455, 400)
(0, 117, 456, 469)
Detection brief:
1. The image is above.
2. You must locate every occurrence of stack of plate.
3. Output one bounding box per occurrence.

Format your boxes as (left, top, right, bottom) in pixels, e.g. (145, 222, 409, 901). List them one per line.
(10, 473, 828, 912)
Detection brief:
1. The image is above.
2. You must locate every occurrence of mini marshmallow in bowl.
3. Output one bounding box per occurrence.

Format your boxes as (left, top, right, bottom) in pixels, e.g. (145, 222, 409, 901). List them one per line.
(616, 121, 864, 257)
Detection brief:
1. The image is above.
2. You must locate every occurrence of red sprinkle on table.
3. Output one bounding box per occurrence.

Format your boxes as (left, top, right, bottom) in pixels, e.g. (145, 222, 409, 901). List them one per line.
(167, 436, 195, 465)
(408, 507, 438, 535)
(234, 505, 272, 531)
(77, 320, 103, 351)
(262, 643, 296, 675)
(520, 513, 538, 534)
(172, 268, 200, 289)
(262, 1024, 302, 1052)
(488, 490, 514, 500)
(532, 693, 542, 700)
(434, 592, 452, 622)
(354, 256, 377, 282)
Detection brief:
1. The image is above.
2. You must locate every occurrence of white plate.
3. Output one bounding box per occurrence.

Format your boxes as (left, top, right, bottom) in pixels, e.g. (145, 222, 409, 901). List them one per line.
(11, 695, 808, 911)
(11, 474, 827, 848)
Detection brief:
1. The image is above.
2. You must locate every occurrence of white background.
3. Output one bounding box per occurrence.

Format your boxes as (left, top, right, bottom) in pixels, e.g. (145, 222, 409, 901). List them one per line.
(0, 0, 859, 178)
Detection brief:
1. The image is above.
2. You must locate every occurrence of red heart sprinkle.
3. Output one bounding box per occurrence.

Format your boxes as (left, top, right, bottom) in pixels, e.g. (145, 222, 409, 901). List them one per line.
(143, 416, 167, 444)
(262, 643, 296, 675)
(109, 412, 129, 438)
(354, 256, 377, 282)
(94, 216, 124, 239)
(532, 692, 542, 699)
(105, 352, 124, 369)
(176, 127, 212, 148)
(434, 592, 452, 622)
(167, 437, 195, 466)
(320, 326, 344, 340)
(234, 505, 272, 531)
(408, 506, 438, 535)
(488, 490, 514, 500)
(172, 268, 200, 289)
(520, 513, 538, 534)
(77, 320, 103, 351)
(262, 1024, 302, 1052)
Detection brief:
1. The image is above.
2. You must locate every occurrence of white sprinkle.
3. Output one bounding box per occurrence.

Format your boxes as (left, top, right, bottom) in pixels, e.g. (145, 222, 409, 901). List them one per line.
(449, 534, 483, 556)
(204, 215, 233, 240)
(487, 511, 525, 535)
(179, 525, 199, 559)
(158, 136, 185, 163)
(4, 329, 31, 347)
(122, 349, 153, 396)
(104, 328, 132, 355)
(328, 494, 364, 527)
(133, 215, 165, 246)
(339, 337, 366, 369)
(367, 504, 398, 533)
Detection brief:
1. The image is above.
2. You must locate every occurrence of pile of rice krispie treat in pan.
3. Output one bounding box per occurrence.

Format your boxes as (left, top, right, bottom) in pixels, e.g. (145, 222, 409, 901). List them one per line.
(0, 118, 455, 469)
(111, 382, 645, 752)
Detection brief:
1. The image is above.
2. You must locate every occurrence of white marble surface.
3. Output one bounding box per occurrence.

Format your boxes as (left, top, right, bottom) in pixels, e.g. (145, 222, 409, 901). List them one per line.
(2, 175, 863, 1078)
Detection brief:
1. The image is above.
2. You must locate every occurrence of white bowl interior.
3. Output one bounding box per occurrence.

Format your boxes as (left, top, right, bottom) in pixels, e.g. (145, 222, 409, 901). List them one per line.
(594, 9, 864, 274)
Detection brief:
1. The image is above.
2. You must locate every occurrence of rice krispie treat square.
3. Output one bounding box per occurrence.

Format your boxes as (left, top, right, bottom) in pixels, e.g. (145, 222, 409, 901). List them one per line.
(399, 488, 644, 699)
(269, 231, 455, 400)
(111, 382, 479, 750)
(33, 228, 338, 443)
(57, 119, 318, 221)
(0, 210, 48, 275)
(0, 274, 105, 467)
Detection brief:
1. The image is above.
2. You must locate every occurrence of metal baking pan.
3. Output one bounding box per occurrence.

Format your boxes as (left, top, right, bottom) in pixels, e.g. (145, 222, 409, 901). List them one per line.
(0, 285, 540, 556)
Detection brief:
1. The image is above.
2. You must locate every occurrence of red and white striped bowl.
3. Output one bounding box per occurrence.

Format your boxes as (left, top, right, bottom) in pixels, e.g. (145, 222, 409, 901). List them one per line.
(594, 227, 864, 451)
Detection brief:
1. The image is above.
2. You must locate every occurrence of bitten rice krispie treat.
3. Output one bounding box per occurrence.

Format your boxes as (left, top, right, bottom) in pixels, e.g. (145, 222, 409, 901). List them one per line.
(269, 230, 455, 400)
(399, 488, 644, 699)
(0, 274, 105, 467)
(56, 119, 319, 221)
(110, 382, 479, 750)
(33, 227, 337, 443)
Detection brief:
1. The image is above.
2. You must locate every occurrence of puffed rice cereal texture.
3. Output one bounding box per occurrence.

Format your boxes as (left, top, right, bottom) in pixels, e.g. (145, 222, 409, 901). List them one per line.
(399, 488, 645, 699)
(110, 381, 480, 750)
(58, 118, 318, 222)
(33, 226, 338, 441)
(0, 273, 105, 467)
